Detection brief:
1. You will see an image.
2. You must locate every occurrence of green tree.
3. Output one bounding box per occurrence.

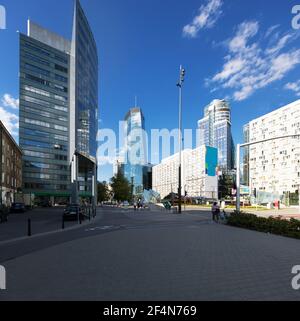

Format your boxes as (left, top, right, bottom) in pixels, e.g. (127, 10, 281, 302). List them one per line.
(110, 172, 131, 202)
(97, 181, 109, 203)
(218, 173, 236, 199)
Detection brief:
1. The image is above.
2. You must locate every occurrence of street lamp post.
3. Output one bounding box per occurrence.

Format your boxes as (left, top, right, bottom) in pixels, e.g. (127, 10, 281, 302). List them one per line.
(177, 66, 185, 214)
(131, 176, 134, 203)
(236, 134, 300, 212)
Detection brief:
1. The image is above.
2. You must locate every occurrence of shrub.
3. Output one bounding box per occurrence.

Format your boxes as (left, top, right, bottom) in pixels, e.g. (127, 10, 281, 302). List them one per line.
(227, 213, 300, 239)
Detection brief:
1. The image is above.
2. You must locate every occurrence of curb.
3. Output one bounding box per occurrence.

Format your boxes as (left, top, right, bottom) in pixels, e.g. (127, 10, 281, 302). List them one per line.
(0, 211, 103, 246)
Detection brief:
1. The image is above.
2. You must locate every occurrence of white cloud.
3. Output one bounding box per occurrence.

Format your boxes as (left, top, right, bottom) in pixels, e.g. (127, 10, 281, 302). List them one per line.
(209, 21, 300, 101)
(0, 94, 19, 138)
(285, 80, 300, 96)
(183, 0, 223, 38)
(265, 24, 280, 38)
(2, 93, 19, 110)
(265, 34, 293, 55)
(228, 21, 259, 53)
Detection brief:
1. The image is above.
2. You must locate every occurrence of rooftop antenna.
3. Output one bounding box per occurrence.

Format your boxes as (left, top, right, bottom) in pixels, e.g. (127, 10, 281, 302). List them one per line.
(135, 96, 138, 108)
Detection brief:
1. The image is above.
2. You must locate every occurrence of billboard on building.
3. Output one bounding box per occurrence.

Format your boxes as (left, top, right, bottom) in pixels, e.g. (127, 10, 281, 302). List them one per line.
(205, 146, 218, 177)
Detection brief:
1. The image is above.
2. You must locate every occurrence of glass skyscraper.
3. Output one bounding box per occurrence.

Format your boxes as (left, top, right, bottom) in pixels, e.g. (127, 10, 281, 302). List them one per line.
(198, 99, 235, 172)
(19, 0, 98, 205)
(124, 108, 147, 196)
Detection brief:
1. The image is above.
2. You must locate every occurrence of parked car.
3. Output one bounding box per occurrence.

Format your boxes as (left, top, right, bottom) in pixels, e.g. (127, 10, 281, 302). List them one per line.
(10, 203, 26, 213)
(63, 204, 86, 221)
(38, 200, 52, 208)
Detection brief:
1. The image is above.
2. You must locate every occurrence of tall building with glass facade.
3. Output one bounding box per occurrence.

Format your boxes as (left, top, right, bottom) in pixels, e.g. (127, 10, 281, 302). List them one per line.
(19, 0, 98, 205)
(198, 99, 235, 172)
(124, 108, 147, 195)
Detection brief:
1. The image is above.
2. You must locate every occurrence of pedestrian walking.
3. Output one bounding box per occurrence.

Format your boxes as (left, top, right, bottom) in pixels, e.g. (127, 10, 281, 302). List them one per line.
(211, 202, 220, 222)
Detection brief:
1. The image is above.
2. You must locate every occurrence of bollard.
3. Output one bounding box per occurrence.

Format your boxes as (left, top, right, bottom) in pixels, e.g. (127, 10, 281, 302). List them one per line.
(62, 215, 65, 229)
(28, 219, 32, 237)
(89, 207, 91, 221)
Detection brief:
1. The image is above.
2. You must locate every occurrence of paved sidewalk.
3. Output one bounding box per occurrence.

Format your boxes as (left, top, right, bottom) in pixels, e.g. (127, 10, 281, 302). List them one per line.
(0, 207, 96, 242)
(1, 217, 300, 300)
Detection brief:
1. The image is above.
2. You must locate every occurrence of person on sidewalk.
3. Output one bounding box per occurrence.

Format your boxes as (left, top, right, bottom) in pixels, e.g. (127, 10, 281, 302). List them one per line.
(211, 202, 220, 222)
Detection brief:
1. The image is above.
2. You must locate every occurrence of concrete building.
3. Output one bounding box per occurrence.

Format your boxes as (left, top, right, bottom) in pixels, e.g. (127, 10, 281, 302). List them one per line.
(152, 146, 218, 199)
(0, 121, 22, 206)
(243, 124, 250, 186)
(243, 100, 300, 204)
(19, 0, 98, 205)
(198, 99, 235, 172)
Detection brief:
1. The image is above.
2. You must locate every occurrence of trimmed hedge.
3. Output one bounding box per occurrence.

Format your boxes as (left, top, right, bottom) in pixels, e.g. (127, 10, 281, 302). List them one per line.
(227, 212, 300, 239)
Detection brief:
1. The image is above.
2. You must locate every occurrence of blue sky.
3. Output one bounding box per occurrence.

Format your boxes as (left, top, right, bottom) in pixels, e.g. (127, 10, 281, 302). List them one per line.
(0, 0, 299, 181)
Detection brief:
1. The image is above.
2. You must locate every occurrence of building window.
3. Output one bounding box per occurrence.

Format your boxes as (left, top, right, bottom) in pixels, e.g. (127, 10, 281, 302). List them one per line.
(25, 118, 50, 128)
(24, 85, 50, 97)
(54, 125, 68, 132)
(25, 73, 51, 87)
(54, 84, 68, 93)
(24, 150, 51, 159)
(24, 43, 50, 57)
(23, 95, 51, 107)
(54, 105, 68, 112)
(54, 94, 68, 102)
(55, 64, 68, 73)
(24, 53, 50, 67)
(54, 55, 68, 64)
(24, 63, 50, 77)
(55, 74, 68, 83)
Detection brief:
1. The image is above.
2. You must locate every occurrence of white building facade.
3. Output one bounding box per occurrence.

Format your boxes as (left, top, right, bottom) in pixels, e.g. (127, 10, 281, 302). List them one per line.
(152, 146, 218, 199)
(244, 100, 300, 199)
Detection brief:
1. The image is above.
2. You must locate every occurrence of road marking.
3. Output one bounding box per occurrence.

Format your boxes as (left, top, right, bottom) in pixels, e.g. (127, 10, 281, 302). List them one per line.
(85, 225, 121, 232)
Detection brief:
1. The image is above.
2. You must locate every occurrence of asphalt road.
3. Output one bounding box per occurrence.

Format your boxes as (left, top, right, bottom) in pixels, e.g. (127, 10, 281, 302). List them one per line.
(0, 207, 88, 242)
(0, 206, 300, 301)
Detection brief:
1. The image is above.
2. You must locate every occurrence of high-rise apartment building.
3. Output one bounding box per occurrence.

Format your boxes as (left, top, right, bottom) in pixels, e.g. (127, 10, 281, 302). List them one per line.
(243, 100, 300, 203)
(243, 124, 250, 186)
(19, 0, 98, 205)
(152, 146, 218, 199)
(198, 99, 235, 172)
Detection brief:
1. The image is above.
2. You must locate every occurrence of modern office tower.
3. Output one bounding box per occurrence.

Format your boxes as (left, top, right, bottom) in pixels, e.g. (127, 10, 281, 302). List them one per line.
(198, 99, 235, 172)
(19, 0, 98, 205)
(124, 107, 147, 195)
(243, 100, 300, 204)
(152, 146, 218, 199)
(143, 164, 153, 191)
(113, 158, 125, 177)
(0, 121, 22, 206)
